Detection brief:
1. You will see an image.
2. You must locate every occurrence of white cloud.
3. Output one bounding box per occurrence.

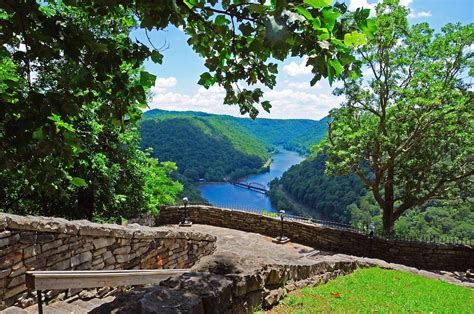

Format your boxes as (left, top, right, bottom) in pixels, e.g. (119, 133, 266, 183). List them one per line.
(408, 11, 432, 18)
(283, 57, 312, 76)
(348, 0, 376, 12)
(286, 81, 321, 90)
(349, 0, 413, 15)
(148, 76, 345, 120)
(151, 76, 177, 93)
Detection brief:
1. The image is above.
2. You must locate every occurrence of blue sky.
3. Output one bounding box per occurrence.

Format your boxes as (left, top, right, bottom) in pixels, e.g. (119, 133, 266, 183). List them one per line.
(136, 0, 473, 120)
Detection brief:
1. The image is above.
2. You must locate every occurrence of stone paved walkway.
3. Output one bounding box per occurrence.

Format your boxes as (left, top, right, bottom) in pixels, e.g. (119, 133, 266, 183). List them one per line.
(6, 224, 473, 314)
(174, 224, 474, 289)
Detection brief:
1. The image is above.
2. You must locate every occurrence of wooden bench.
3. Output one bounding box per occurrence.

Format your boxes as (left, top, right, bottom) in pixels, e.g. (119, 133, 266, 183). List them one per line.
(26, 269, 190, 314)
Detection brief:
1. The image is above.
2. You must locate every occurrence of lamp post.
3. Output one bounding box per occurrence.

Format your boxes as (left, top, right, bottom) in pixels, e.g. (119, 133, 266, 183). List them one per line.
(179, 197, 192, 227)
(273, 210, 290, 244)
(368, 223, 375, 238)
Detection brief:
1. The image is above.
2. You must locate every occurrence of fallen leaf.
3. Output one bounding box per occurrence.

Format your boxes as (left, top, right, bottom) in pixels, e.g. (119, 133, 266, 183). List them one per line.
(330, 292, 342, 298)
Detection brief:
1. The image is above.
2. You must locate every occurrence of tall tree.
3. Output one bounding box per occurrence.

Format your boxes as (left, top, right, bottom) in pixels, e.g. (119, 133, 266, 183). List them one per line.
(322, 0, 473, 233)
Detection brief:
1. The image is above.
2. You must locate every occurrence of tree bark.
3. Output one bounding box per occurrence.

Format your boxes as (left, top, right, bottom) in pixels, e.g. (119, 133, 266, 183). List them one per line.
(78, 188, 94, 221)
(382, 205, 395, 235)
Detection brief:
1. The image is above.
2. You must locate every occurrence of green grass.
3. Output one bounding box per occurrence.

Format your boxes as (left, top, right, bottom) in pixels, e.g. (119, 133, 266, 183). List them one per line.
(272, 267, 473, 313)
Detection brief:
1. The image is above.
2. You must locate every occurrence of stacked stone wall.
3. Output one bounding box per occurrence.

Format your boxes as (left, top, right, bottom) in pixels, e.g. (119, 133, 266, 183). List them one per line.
(159, 206, 474, 271)
(0, 213, 216, 309)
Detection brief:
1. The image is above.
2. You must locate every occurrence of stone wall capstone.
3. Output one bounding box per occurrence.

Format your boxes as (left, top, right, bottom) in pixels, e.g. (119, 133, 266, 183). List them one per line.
(0, 213, 216, 310)
(158, 205, 474, 272)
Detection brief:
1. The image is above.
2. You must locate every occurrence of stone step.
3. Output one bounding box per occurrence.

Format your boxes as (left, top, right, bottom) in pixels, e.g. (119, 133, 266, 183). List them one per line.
(1, 306, 28, 314)
(48, 301, 85, 314)
(21, 304, 69, 314)
(9, 296, 117, 314)
(71, 296, 115, 311)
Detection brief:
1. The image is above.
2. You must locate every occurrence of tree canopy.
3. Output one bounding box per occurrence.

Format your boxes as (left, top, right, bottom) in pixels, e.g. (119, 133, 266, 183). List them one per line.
(320, 0, 474, 233)
(1, 1, 371, 219)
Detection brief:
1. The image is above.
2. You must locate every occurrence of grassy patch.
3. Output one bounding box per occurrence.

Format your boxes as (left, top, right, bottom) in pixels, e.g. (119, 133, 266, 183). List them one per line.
(269, 267, 473, 313)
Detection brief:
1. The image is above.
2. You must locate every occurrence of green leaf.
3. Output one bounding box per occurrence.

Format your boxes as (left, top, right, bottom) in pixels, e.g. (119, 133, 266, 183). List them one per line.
(71, 177, 87, 187)
(311, 18, 322, 29)
(32, 129, 44, 140)
(215, 15, 228, 26)
(344, 31, 367, 46)
(327, 63, 334, 86)
(261, 100, 272, 113)
(151, 51, 163, 64)
(140, 71, 157, 89)
(198, 72, 215, 89)
(295, 7, 313, 20)
(321, 7, 341, 31)
(246, 4, 267, 14)
(328, 59, 343, 76)
(360, 19, 377, 39)
(239, 22, 253, 36)
(183, 0, 197, 9)
(304, 0, 332, 9)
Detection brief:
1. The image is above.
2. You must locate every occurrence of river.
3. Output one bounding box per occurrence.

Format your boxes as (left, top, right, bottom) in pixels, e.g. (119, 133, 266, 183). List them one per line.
(196, 148, 304, 212)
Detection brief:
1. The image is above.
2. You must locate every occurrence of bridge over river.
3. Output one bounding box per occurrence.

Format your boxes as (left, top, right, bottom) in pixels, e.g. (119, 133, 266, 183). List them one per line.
(228, 180, 269, 194)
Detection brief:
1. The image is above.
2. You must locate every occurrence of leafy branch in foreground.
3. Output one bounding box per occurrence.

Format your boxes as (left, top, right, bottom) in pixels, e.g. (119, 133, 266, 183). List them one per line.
(0, 1, 371, 219)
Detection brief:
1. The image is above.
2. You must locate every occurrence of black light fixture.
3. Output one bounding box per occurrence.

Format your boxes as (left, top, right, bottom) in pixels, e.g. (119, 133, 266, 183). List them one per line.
(368, 223, 375, 238)
(273, 210, 290, 244)
(179, 197, 192, 227)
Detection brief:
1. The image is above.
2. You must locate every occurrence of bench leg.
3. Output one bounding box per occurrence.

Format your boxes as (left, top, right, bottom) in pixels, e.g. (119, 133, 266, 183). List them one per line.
(37, 290, 43, 314)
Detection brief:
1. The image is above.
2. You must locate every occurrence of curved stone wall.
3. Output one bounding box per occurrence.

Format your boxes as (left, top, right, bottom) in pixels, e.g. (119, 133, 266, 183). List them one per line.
(158, 205, 474, 271)
(0, 213, 216, 309)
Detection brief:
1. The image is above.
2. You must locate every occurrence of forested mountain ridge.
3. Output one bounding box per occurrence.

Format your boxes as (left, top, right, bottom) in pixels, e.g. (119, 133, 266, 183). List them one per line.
(269, 153, 366, 222)
(269, 154, 474, 241)
(143, 109, 329, 154)
(140, 117, 270, 182)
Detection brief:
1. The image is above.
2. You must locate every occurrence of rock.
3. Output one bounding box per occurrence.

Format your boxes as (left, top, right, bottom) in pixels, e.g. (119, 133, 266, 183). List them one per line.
(92, 238, 115, 250)
(115, 254, 130, 263)
(1, 306, 27, 313)
(4, 283, 26, 299)
(466, 269, 474, 278)
(113, 246, 131, 255)
(10, 266, 26, 278)
(140, 287, 204, 314)
(0, 269, 12, 279)
(46, 251, 71, 267)
(79, 289, 97, 300)
(7, 275, 25, 288)
(23, 244, 41, 259)
(71, 251, 92, 267)
(41, 239, 63, 252)
(263, 289, 280, 308)
(97, 287, 110, 297)
(0, 234, 20, 248)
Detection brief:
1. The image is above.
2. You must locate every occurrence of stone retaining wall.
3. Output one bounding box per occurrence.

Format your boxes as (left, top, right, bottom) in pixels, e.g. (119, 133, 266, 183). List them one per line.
(96, 260, 363, 313)
(159, 206, 474, 271)
(0, 213, 216, 310)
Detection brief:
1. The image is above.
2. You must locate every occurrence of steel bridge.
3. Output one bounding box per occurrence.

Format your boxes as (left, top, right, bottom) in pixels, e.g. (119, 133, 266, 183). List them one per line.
(229, 180, 269, 193)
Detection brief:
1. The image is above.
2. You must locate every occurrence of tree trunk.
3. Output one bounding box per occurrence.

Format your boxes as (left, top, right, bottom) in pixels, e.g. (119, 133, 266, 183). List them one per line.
(382, 160, 395, 236)
(382, 206, 395, 235)
(78, 188, 94, 221)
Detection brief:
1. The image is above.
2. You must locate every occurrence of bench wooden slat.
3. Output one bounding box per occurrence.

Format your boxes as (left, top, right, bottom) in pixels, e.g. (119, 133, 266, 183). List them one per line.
(26, 269, 190, 290)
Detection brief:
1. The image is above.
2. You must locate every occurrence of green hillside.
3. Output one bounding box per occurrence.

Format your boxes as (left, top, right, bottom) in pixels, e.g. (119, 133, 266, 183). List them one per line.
(140, 118, 269, 182)
(143, 109, 328, 154)
(269, 153, 366, 222)
(269, 154, 474, 241)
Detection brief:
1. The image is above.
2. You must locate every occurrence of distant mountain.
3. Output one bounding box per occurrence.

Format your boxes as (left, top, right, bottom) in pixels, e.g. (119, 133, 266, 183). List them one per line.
(140, 117, 269, 182)
(143, 109, 329, 154)
(140, 109, 329, 202)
